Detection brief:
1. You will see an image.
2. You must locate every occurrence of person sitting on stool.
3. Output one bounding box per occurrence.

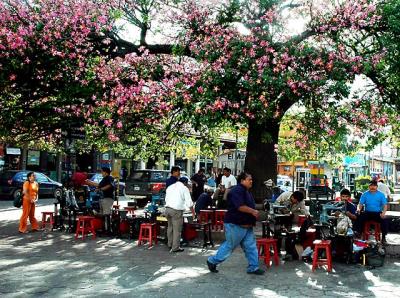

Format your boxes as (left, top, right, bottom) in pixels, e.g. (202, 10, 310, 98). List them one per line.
(195, 188, 214, 216)
(335, 188, 357, 222)
(276, 191, 309, 225)
(354, 180, 388, 242)
(213, 167, 237, 208)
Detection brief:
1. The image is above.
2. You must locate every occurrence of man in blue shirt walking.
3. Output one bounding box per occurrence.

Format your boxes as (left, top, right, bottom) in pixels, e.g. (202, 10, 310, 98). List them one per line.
(206, 172, 264, 275)
(354, 180, 388, 242)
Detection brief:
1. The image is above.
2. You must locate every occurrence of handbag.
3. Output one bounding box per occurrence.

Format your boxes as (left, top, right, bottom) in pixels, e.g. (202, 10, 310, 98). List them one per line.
(13, 191, 23, 208)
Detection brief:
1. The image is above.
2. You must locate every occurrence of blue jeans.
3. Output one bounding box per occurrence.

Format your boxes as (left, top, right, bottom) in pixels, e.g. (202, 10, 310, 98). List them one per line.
(208, 223, 259, 272)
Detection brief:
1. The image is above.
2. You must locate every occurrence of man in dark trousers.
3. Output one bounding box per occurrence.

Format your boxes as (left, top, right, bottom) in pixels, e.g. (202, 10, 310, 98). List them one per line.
(191, 168, 207, 202)
(206, 172, 264, 275)
(354, 179, 388, 242)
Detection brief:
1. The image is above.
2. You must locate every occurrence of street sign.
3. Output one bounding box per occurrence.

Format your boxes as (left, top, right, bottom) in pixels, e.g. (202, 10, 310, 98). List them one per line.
(61, 127, 86, 140)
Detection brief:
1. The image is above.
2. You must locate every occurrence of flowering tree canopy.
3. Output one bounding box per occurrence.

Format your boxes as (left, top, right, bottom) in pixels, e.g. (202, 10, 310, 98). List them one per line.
(0, 0, 396, 198)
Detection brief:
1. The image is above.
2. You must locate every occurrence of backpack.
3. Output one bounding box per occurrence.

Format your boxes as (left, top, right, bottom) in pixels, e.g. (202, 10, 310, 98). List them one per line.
(363, 243, 385, 268)
(13, 188, 23, 208)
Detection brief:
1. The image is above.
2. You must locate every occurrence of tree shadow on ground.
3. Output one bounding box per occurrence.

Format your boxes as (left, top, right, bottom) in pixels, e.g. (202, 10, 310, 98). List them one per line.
(1, 218, 399, 297)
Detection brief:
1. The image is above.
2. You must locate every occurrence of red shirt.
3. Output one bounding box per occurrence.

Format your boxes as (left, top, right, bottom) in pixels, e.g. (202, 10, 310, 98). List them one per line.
(71, 172, 88, 187)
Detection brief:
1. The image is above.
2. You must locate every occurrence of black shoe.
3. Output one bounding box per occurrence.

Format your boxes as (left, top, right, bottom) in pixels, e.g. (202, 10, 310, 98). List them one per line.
(207, 260, 218, 273)
(247, 269, 265, 275)
(170, 248, 184, 253)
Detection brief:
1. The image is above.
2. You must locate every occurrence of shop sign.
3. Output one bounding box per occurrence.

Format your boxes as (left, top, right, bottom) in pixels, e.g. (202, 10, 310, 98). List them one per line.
(6, 147, 21, 155)
(227, 152, 246, 160)
(199, 159, 213, 163)
(27, 150, 40, 166)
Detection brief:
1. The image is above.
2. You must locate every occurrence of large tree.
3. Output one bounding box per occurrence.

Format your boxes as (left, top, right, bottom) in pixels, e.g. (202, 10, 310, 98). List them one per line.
(166, 0, 390, 198)
(0, 0, 396, 199)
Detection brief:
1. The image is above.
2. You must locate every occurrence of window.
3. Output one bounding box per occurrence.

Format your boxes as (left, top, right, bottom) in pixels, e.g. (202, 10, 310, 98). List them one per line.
(35, 173, 49, 183)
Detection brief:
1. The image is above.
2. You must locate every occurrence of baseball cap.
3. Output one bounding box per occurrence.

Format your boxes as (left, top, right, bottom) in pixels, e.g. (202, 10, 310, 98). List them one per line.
(179, 176, 189, 184)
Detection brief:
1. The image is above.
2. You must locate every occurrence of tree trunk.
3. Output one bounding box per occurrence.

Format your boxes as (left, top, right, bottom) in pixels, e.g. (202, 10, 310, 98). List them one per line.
(244, 119, 281, 203)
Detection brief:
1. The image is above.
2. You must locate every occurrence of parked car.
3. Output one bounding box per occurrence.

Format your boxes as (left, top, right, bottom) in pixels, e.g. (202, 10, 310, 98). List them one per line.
(87, 173, 125, 197)
(125, 170, 170, 207)
(0, 170, 63, 200)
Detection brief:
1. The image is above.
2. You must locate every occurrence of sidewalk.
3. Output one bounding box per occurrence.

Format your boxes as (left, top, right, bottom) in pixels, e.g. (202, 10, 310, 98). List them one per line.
(1, 200, 400, 297)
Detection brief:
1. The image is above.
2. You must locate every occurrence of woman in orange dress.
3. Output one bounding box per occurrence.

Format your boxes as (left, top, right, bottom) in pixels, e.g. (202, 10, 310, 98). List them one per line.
(19, 172, 39, 233)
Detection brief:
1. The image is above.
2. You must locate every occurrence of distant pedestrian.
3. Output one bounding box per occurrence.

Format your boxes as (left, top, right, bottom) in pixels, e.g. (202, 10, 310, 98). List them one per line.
(165, 176, 195, 253)
(207, 172, 264, 275)
(85, 167, 114, 215)
(120, 167, 128, 182)
(19, 172, 40, 233)
(166, 166, 181, 189)
(191, 168, 207, 202)
(378, 179, 391, 202)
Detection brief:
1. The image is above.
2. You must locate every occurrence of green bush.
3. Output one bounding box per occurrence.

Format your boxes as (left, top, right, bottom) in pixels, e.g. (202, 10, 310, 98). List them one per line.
(355, 175, 371, 192)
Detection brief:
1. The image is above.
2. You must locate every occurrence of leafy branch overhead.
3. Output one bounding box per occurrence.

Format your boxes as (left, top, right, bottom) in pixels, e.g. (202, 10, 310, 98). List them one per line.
(0, 0, 399, 196)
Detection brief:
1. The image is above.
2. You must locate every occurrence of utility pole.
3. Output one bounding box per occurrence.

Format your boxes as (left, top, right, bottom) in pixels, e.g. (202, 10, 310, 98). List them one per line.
(234, 126, 239, 175)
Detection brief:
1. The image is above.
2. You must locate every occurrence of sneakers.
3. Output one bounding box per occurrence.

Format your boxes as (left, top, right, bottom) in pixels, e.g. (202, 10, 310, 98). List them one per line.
(170, 248, 184, 253)
(207, 260, 218, 273)
(247, 269, 265, 275)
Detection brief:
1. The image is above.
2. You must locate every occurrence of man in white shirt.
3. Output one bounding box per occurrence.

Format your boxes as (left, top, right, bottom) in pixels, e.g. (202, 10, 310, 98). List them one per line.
(165, 176, 195, 253)
(378, 179, 392, 202)
(213, 168, 237, 206)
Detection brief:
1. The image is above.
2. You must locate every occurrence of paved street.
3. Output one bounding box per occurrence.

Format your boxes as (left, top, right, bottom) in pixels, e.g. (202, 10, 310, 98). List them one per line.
(1, 198, 400, 298)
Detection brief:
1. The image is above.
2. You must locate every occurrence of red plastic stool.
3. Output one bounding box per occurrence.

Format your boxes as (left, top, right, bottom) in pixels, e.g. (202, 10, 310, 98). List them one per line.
(363, 221, 381, 241)
(199, 210, 214, 224)
(75, 216, 96, 240)
(41, 211, 54, 229)
(256, 238, 279, 267)
(298, 215, 307, 227)
(312, 240, 332, 272)
(124, 206, 136, 216)
(138, 223, 157, 246)
(214, 210, 227, 231)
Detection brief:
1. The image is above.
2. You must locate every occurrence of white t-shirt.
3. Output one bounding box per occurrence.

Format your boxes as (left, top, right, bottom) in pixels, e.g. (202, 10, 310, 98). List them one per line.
(377, 182, 391, 199)
(165, 181, 193, 210)
(221, 174, 237, 188)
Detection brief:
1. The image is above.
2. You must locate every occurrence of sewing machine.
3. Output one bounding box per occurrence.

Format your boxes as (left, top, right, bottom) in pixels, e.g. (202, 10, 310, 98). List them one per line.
(319, 201, 345, 224)
(145, 194, 165, 219)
